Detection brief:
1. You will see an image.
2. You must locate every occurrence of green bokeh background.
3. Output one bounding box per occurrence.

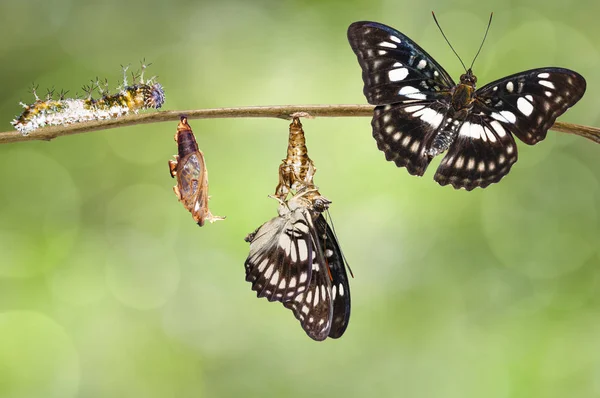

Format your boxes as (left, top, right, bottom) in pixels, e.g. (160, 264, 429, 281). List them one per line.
(1, 0, 599, 397)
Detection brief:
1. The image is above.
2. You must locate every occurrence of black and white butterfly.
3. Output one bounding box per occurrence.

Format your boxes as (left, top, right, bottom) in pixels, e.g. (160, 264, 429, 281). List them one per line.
(347, 19, 586, 190)
(244, 191, 351, 341)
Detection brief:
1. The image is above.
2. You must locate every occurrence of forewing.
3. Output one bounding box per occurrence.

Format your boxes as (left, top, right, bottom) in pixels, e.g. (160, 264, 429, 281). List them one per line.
(315, 215, 351, 339)
(475, 67, 586, 145)
(434, 116, 518, 190)
(347, 21, 455, 105)
(244, 209, 314, 303)
(372, 102, 449, 176)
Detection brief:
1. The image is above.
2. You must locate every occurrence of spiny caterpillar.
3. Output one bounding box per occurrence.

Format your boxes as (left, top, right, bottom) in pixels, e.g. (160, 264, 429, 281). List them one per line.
(11, 62, 165, 135)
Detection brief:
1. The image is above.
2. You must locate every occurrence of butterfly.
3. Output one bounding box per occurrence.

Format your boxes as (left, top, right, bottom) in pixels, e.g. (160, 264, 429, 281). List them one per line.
(347, 17, 586, 190)
(168, 116, 224, 226)
(244, 190, 351, 341)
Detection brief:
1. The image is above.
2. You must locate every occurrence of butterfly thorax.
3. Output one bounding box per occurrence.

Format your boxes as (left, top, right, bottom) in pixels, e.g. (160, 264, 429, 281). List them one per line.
(449, 69, 477, 113)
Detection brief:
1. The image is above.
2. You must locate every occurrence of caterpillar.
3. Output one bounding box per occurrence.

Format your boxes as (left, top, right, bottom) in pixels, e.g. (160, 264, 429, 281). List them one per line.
(11, 63, 165, 135)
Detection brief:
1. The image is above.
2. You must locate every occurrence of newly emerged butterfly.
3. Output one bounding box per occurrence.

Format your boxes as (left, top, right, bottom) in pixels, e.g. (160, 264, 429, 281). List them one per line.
(347, 15, 586, 190)
(244, 189, 351, 341)
(168, 116, 224, 226)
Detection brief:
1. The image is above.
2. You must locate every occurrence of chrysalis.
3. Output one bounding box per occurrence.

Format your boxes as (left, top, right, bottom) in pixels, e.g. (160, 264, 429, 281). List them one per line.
(168, 116, 224, 226)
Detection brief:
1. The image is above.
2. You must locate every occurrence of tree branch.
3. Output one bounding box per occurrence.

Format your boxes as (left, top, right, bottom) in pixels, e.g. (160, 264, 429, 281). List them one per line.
(0, 104, 598, 144)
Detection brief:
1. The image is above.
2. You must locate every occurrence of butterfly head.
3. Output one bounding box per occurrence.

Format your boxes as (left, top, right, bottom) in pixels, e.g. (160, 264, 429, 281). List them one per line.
(459, 69, 477, 87)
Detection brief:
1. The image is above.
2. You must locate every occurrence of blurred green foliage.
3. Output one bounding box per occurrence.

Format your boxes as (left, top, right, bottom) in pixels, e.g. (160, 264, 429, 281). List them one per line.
(0, 0, 599, 397)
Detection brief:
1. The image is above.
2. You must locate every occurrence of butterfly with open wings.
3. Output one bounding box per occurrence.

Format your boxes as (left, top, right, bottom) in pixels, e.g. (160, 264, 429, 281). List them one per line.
(347, 16, 586, 190)
(244, 189, 351, 341)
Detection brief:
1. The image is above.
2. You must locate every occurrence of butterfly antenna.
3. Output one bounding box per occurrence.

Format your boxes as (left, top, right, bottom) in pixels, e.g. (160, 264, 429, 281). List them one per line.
(432, 11, 467, 73)
(470, 13, 493, 70)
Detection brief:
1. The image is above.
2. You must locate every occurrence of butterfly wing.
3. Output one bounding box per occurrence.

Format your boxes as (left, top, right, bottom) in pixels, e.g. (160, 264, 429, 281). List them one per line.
(474, 67, 586, 144)
(433, 115, 518, 190)
(347, 21, 455, 104)
(244, 208, 314, 302)
(434, 68, 586, 190)
(348, 21, 455, 176)
(315, 215, 351, 339)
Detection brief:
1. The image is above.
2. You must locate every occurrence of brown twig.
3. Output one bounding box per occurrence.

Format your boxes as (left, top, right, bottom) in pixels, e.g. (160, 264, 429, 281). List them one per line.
(0, 104, 598, 144)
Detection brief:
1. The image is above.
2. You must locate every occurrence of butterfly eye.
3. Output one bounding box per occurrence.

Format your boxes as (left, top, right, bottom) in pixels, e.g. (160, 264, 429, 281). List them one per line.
(460, 73, 477, 85)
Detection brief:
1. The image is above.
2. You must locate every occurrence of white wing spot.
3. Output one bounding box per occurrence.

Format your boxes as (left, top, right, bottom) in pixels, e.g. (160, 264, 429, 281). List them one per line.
(392, 131, 401, 141)
(506, 81, 514, 92)
(306, 291, 312, 304)
(383, 114, 391, 123)
(477, 161, 485, 172)
(404, 105, 425, 113)
(390, 36, 401, 43)
(264, 264, 274, 279)
(270, 270, 280, 286)
(297, 240, 308, 262)
(385, 125, 395, 134)
(379, 41, 396, 48)
(399, 86, 426, 100)
(417, 59, 427, 69)
(278, 279, 286, 289)
(413, 107, 443, 127)
(289, 276, 297, 288)
(538, 72, 550, 78)
(490, 121, 507, 137)
(489, 162, 496, 171)
(410, 141, 420, 153)
(506, 145, 514, 155)
(544, 91, 552, 97)
(499, 155, 506, 164)
(332, 285, 337, 300)
(389, 68, 409, 82)
(539, 80, 555, 89)
(455, 156, 465, 169)
(517, 97, 534, 116)
(339, 284, 344, 297)
(312, 262, 320, 272)
(484, 127, 497, 143)
(314, 289, 319, 305)
(299, 272, 308, 284)
(467, 158, 475, 170)
(492, 111, 516, 124)
(321, 285, 326, 300)
(378, 50, 387, 55)
(301, 306, 309, 315)
(401, 136, 411, 147)
(257, 259, 269, 272)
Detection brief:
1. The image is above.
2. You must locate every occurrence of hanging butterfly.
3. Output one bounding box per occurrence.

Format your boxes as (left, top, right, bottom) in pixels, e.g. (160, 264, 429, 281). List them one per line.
(168, 116, 224, 226)
(347, 14, 586, 190)
(244, 189, 351, 341)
